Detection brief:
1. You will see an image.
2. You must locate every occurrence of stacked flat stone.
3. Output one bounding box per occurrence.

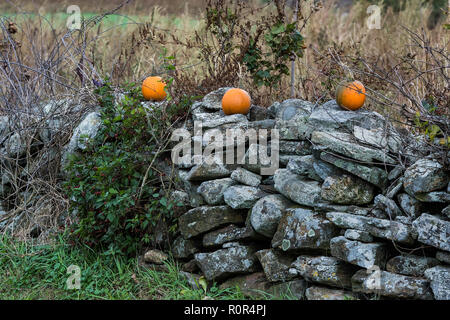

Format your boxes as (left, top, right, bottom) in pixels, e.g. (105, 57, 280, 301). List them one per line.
(167, 88, 450, 300)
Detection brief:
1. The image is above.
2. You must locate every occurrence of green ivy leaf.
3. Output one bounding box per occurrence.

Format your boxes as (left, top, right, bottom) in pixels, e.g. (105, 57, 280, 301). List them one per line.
(271, 23, 285, 35)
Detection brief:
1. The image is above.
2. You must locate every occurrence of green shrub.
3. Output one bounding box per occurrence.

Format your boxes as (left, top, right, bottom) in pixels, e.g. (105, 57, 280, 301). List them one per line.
(244, 21, 305, 88)
(63, 81, 194, 255)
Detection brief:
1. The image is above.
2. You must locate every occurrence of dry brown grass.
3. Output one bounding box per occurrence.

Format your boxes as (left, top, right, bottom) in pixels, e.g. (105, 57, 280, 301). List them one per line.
(0, 0, 208, 15)
(2, 0, 447, 105)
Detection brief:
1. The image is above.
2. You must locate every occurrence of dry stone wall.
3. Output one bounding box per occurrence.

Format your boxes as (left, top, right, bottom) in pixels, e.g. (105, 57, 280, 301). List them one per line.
(169, 88, 450, 300)
(1, 87, 448, 300)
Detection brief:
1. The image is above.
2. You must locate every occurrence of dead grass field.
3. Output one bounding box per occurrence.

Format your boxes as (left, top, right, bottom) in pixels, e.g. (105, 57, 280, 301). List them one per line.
(1, 0, 447, 110)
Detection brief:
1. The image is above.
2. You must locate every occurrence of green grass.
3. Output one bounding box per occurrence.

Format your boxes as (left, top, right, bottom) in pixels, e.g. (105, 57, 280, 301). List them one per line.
(0, 234, 249, 300)
(1, 13, 143, 28)
(0, 12, 201, 30)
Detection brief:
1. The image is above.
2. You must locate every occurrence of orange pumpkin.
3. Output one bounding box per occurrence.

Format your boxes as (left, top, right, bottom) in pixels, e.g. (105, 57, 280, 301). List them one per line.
(336, 81, 366, 111)
(222, 88, 251, 115)
(142, 76, 167, 101)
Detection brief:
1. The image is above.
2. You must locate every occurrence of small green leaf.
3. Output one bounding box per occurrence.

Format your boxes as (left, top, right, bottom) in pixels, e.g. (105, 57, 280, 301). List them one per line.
(271, 23, 285, 35)
(198, 276, 208, 293)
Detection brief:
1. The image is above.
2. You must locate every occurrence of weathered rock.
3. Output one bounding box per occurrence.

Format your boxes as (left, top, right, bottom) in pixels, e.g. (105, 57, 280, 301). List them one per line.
(286, 155, 321, 181)
(290, 255, 357, 288)
(395, 216, 413, 225)
(270, 280, 307, 299)
(178, 170, 205, 207)
(373, 194, 402, 219)
(414, 192, 450, 203)
(192, 124, 252, 149)
(39, 117, 64, 144)
(326, 211, 415, 244)
(178, 206, 244, 239)
(246, 119, 276, 130)
(248, 105, 270, 121)
(385, 179, 403, 199)
(412, 213, 450, 252)
(195, 244, 259, 280)
(311, 131, 397, 164)
(169, 191, 189, 209)
(5, 132, 26, 158)
(371, 208, 389, 219)
(424, 266, 450, 300)
(143, 249, 169, 265)
(70, 112, 102, 151)
(171, 236, 200, 259)
(397, 193, 422, 218)
(388, 165, 404, 181)
(321, 175, 374, 205)
(250, 194, 294, 238)
(436, 251, 450, 264)
(192, 112, 221, 122)
(261, 176, 274, 185)
(0, 116, 10, 145)
(197, 178, 237, 205)
(190, 101, 208, 115)
(219, 272, 271, 298)
(305, 286, 359, 300)
(279, 140, 313, 156)
(61, 112, 102, 171)
(330, 236, 387, 269)
(273, 169, 322, 206)
(222, 241, 242, 248)
(198, 87, 233, 111)
(182, 259, 199, 273)
(279, 154, 304, 167)
(314, 203, 371, 216)
(443, 205, 450, 218)
(230, 167, 262, 187)
(403, 159, 448, 196)
(308, 100, 386, 134)
(267, 101, 280, 117)
(202, 224, 256, 247)
(352, 269, 433, 300)
(0, 202, 6, 217)
(202, 114, 248, 129)
(223, 185, 266, 209)
(275, 99, 314, 140)
(353, 125, 402, 154)
(0, 159, 11, 196)
(386, 255, 440, 277)
(240, 143, 274, 175)
(272, 208, 340, 251)
(312, 159, 344, 181)
(344, 229, 373, 243)
(255, 249, 296, 282)
(320, 152, 388, 189)
(185, 156, 231, 181)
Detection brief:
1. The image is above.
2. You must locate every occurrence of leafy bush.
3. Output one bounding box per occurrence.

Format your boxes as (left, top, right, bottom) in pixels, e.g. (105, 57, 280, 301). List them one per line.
(244, 21, 305, 87)
(63, 81, 194, 255)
